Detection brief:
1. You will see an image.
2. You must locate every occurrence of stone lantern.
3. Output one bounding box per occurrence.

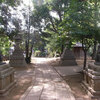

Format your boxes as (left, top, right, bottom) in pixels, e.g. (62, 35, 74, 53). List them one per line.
(0, 47, 16, 96)
(9, 34, 26, 67)
(83, 44, 100, 99)
(60, 42, 77, 66)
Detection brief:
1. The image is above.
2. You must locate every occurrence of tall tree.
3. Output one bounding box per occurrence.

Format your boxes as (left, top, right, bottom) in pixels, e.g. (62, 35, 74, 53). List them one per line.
(63, 0, 100, 69)
(32, 0, 69, 56)
(0, 0, 21, 58)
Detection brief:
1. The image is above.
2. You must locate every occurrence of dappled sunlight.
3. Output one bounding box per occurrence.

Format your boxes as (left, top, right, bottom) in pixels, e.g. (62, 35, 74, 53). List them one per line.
(17, 58, 75, 100)
(0, 58, 76, 100)
(0, 58, 77, 100)
(0, 0, 99, 99)
(33, 57, 59, 64)
(29, 86, 43, 93)
(34, 58, 48, 64)
(22, 58, 75, 100)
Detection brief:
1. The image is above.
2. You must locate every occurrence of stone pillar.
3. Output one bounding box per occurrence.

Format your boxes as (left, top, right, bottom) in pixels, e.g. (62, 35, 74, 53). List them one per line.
(9, 34, 26, 67)
(83, 44, 100, 99)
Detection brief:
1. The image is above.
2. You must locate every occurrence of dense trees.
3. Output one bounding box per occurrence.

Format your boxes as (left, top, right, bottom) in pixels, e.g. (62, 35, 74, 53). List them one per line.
(32, 0, 69, 56)
(32, 0, 100, 68)
(62, 0, 99, 69)
(0, 0, 100, 67)
(0, 0, 21, 58)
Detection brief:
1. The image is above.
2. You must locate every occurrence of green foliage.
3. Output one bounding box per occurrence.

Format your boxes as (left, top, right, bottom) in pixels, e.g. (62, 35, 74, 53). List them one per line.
(34, 50, 41, 57)
(32, 0, 100, 69)
(0, 0, 100, 62)
(63, 0, 100, 44)
(0, 36, 10, 56)
(0, 0, 20, 56)
(0, 0, 20, 6)
(32, 0, 70, 56)
(62, 0, 100, 69)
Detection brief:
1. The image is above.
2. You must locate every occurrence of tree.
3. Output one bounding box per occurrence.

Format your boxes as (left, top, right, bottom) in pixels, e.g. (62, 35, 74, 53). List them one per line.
(63, 0, 100, 69)
(0, 0, 34, 63)
(0, 35, 11, 56)
(32, 0, 69, 56)
(91, 0, 100, 59)
(0, 0, 21, 59)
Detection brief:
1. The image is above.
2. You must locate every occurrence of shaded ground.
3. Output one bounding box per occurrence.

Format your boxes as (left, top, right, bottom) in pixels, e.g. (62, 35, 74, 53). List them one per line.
(63, 74, 90, 100)
(48, 58, 92, 100)
(0, 58, 94, 100)
(0, 63, 34, 100)
(20, 57, 75, 100)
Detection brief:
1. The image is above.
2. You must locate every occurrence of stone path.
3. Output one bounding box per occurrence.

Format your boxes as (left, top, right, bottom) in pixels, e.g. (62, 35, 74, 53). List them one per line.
(20, 58, 75, 100)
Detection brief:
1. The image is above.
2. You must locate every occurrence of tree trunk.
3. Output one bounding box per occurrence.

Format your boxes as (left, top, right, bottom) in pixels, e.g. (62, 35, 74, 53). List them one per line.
(61, 44, 64, 55)
(25, 40, 30, 63)
(92, 0, 98, 60)
(28, 43, 34, 63)
(25, 5, 31, 64)
(25, 40, 29, 58)
(83, 51, 87, 70)
(92, 40, 97, 60)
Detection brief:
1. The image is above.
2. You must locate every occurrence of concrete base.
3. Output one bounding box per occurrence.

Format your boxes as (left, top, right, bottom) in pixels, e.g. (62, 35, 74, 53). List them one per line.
(0, 64, 16, 96)
(9, 60, 26, 67)
(59, 60, 77, 66)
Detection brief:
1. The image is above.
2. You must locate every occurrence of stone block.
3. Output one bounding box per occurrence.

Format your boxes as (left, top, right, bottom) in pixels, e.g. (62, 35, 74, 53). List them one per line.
(59, 60, 77, 66)
(83, 64, 100, 99)
(60, 48, 77, 66)
(0, 64, 16, 96)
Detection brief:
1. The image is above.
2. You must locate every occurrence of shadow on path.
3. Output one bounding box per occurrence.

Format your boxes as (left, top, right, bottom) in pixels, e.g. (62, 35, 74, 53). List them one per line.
(20, 57, 75, 100)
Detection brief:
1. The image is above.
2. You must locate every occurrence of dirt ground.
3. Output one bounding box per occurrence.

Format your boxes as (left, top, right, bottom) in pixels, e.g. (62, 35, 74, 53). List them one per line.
(0, 58, 94, 100)
(63, 73, 90, 100)
(0, 63, 34, 100)
(48, 58, 92, 100)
